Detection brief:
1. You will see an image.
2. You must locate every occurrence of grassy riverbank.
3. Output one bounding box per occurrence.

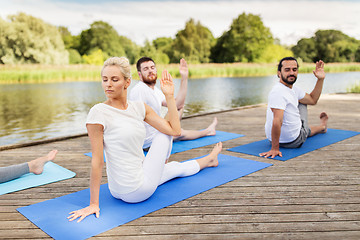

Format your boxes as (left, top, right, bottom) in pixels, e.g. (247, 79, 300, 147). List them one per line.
(347, 82, 360, 93)
(1, 62, 360, 83)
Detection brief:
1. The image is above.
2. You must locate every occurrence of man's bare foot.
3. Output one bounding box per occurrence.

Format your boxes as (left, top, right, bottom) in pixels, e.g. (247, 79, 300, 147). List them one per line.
(28, 150, 58, 175)
(320, 112, 328, 133)
(206, 117, 218, 136)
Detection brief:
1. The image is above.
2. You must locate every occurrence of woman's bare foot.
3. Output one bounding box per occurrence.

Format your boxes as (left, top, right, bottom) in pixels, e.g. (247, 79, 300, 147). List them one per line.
(197, 142, 222, 169)
(206, 117, 218, 136)
(28, 150, 58, 175)
(320, 112, 328, 133)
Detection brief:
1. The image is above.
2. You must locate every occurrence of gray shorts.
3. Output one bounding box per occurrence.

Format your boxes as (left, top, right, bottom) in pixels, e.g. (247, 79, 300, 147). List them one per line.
(278, 103, 311, 148)
(279, 120, 311, 148)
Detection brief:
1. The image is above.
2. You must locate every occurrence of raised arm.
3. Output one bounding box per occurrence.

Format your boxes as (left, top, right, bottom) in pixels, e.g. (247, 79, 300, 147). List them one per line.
(260, 108, 284, 158)
(300, 60, 325, 105)
(145, 70, 181, 136)
(162, 58, 188, 110)
(68, 124, 104, 223)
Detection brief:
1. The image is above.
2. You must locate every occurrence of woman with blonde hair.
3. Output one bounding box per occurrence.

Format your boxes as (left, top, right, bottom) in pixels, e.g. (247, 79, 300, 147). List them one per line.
(68, 57, 222, 223)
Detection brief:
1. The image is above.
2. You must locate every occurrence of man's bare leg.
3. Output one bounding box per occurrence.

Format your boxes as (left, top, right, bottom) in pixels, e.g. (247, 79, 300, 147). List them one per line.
(174, 117, 218, 141)
(310, 112, 328, 136)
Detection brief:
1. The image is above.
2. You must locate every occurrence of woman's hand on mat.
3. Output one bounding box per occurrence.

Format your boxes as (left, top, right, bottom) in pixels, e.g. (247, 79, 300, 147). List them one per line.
(68, 204, 100, 223)
(260, 149, 282, 158)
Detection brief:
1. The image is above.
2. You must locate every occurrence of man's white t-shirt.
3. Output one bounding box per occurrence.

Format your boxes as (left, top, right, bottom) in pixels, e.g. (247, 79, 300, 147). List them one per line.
(265, 82, 306, 143)
(86, 101, 146, 195)
(129, 81, 166, 148)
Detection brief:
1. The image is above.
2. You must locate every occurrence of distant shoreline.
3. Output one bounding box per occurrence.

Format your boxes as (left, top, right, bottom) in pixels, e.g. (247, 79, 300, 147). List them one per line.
(1, 62, 360, 84)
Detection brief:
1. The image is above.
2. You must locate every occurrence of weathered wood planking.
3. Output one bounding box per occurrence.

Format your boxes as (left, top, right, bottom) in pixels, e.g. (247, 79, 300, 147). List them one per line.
(0, 93, 359, 239)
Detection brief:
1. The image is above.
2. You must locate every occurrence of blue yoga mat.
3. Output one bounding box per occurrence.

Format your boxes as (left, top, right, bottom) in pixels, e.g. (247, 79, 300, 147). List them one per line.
(17, 154, 271, 240)
(227, 128, 360, 161)
(0, 162, 76, 195)
(84, 130, 244, 158)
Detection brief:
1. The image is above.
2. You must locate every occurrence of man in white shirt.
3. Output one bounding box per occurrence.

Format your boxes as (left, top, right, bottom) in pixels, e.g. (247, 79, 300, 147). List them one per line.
(260, 57, 328, 158)
(129, 57, 217, 150)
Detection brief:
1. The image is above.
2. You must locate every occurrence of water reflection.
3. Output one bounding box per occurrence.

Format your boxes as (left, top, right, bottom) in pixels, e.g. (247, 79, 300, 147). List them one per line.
(1, 72, 359, 146)
(0, 82, 105, 145)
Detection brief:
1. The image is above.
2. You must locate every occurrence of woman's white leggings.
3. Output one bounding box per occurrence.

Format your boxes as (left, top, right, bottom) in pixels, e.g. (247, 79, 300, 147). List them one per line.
(113, 132, 200, 203)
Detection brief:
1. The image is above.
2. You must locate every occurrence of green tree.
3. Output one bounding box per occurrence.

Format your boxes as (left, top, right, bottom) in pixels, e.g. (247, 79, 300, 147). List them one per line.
(314, 30, 359, 62)
(82, 49, 105, 65)
(153, 37, 174, 61)
(0, 12, 68, 64)
(293, 30, 360, 63)
(171, 19, 214, 63)
(291, 38, 317, 62)
(119, 35, 141, 64)
(355, 48, 360, 62)
(211, 13, 273, 63)
(77, 21, 125, 58)
(58, 26, 82, 64)
(256, 44, 293, 63)
(68, 49, 82, 64)
(58, 26, 74, 49)
(139, 40, 169, 64)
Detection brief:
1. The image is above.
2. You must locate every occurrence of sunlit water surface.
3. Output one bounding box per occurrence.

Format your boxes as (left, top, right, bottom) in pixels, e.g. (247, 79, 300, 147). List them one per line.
(1, 72, 359, 146)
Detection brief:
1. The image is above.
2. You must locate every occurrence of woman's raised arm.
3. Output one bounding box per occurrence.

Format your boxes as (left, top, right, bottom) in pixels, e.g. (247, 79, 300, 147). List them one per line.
(144, 70, 181, 136)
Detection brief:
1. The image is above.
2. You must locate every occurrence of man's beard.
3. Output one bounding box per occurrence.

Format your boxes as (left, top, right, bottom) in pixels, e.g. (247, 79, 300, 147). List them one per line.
(281, 73, 297, 85)
(142, 72, 157, 85)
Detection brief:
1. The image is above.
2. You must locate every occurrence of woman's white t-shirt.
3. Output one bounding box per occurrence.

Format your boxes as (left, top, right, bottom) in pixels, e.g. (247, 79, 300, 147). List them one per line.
(265, 82, 306, 143)
(86, 101, 146, 195)
(129, 81, 166, 148)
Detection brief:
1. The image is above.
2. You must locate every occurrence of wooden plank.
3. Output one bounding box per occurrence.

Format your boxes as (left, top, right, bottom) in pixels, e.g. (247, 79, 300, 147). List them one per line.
(0, 93, 359, 239)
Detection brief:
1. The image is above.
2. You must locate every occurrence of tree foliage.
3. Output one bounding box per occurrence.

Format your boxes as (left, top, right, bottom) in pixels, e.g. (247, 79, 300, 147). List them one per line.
(0, 12, 68, 64)
(119, 35, 141, 64)
(76, 21, 140, 64)
(2, 12, 359, 66)
(211, 13, 273, 63)
(77, 21, 125, 58)
(256, 44, 293, 63)
(292, 30, 360, 62)
(139, 40, 170, 64)
(291, 38, 317, 63)
(171, 19, 214, 63)
(82, 49, 105, 65)
(152, 37, 174, 61)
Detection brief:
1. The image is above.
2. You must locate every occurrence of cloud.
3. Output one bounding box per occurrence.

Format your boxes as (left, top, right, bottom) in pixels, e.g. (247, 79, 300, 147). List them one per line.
(1, 0, 359, 46)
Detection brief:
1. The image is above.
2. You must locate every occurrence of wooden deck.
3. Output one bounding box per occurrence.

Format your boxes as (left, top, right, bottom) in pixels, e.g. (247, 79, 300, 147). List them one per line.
(1, 93, 359, 239)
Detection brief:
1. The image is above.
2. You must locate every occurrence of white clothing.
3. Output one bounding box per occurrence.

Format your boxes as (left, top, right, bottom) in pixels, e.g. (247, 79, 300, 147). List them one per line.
(86, 101, 146, 195)
(129, 81, 166, 148)
(86, 101, 201, 202)
(265, 82, 306, 143)
(113, 132, 200, 203)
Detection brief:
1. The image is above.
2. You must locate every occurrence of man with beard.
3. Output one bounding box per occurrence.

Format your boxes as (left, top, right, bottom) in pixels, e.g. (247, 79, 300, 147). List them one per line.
(129, 57, 217, 151)
(260, 57, 328, 158)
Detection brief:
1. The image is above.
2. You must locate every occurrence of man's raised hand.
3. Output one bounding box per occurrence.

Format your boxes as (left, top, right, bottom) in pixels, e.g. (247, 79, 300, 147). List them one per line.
(313, 60, 325, 81)
(179, 58, 188, 79)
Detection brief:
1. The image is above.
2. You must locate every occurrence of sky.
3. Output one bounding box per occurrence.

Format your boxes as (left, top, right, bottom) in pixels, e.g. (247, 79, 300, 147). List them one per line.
(1, 0, 359, 46)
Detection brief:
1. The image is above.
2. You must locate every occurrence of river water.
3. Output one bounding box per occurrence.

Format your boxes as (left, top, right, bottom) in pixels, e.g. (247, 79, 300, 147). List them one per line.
(1, 72, 359, 146)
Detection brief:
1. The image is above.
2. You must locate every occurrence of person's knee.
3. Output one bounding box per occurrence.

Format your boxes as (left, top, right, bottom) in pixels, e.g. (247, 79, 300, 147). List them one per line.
(153, 132, 172, 146)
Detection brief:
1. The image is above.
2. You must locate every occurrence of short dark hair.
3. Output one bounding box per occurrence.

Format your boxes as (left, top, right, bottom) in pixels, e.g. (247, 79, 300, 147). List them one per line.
(278, 57, 298, 71)
(136, 57, 155, 72)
